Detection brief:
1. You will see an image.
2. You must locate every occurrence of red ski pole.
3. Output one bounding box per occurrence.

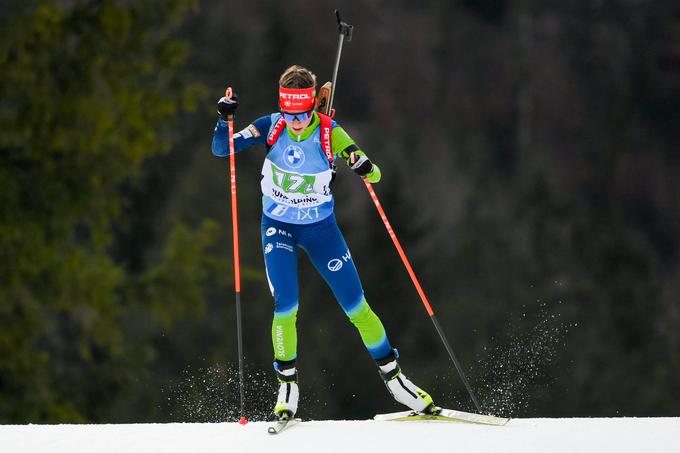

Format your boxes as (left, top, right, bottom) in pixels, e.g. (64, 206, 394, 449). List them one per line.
(224, 87, 247, 425)
(362, 180, 482, 413)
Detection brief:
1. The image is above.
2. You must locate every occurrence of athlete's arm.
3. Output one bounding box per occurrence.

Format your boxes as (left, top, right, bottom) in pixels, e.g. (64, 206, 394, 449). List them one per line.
(211, 115, 272, 157)
(331, 125, 381, 183)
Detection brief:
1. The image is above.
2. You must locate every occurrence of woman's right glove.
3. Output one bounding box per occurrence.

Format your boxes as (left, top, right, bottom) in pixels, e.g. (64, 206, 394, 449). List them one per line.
(217, 89, 239, 120)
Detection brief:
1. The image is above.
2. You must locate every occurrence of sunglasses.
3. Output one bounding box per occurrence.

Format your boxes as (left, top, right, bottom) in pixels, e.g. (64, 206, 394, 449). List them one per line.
(281, 110, 313, 123)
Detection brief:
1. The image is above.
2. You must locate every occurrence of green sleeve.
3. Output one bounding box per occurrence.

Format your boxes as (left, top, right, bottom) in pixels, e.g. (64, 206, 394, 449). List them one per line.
(365, 163, 381, 183)
(331, 126, 358, 160)
(331, 126, 382, 183)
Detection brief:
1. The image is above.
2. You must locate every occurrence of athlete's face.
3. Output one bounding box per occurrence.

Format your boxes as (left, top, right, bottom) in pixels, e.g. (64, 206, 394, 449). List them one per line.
(282, 111, 313, 134)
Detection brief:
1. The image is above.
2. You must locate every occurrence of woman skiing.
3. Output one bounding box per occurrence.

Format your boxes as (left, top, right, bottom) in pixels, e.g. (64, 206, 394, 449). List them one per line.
(211, 65, 439, 420)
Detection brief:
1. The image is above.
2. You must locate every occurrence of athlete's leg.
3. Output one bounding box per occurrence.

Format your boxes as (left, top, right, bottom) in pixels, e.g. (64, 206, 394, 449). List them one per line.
(262, 218, 301, 417)
(299, 215, 392, 360)
(261, 218, 300, 363)
(299, 215, 438, 413)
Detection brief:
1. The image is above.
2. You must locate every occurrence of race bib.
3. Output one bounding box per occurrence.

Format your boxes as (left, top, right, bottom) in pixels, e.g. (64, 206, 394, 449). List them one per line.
(261, 160, 333, 209)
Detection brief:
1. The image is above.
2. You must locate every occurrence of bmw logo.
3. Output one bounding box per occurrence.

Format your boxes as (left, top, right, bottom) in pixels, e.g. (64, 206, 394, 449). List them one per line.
(284, 146, 305, 168)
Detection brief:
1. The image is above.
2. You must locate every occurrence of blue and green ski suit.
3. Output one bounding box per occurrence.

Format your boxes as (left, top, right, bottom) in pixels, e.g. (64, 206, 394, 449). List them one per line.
(211, 112, 392, 364)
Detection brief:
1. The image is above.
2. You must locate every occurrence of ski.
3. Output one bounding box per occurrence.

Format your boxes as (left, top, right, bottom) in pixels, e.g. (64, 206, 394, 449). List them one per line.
(374, 408, 509, 426)
(267, 417, 302, 434)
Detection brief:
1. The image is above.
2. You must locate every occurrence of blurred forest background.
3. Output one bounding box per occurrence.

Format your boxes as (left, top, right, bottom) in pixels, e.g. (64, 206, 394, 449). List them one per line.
(1, 0, 679, 423)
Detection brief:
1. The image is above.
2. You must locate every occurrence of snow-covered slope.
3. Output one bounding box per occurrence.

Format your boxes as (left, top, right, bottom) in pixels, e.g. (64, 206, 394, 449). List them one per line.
(1, 417, 678, 453)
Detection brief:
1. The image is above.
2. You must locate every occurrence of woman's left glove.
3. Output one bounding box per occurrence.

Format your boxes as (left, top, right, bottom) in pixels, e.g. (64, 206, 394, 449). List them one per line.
(349, 152, 381, 183)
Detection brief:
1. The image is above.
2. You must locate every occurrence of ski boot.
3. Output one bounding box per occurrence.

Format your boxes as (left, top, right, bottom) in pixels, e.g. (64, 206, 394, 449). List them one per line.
(376, 349, 440, 415)
(273, 359, 299, 419)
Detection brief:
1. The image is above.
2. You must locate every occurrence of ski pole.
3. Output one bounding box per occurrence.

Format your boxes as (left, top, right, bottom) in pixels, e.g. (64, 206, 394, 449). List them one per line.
(224, 87, 247, 425)
(362, 180, 482, 413)
(326, 10, 483, 413)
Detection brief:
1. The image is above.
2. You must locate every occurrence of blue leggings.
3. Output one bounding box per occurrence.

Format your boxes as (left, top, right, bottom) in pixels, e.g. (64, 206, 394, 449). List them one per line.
(261, 214, 392, 362)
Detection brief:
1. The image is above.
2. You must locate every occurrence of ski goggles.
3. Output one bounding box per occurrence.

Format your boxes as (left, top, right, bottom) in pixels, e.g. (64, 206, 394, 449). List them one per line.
(281, 110, 313, 123)
(279, 86, 316, 112)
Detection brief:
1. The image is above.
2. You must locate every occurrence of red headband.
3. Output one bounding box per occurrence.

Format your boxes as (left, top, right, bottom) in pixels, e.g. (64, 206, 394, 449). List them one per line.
(279, 86, 316, 112)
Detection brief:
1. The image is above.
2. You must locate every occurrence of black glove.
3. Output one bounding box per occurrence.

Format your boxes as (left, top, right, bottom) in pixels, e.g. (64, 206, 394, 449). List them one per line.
(217, 92, 239, 120)
(349, 152, 373, 177)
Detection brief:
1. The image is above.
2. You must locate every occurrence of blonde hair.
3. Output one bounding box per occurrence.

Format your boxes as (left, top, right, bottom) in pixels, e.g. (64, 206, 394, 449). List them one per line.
(279, 65, 317, 89)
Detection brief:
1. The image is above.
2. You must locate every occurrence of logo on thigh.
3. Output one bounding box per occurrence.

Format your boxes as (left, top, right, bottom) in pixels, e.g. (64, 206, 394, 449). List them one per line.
(327, 259, 343, 272)
(276, 242, 294, 253)
(327, 250, 352, 272)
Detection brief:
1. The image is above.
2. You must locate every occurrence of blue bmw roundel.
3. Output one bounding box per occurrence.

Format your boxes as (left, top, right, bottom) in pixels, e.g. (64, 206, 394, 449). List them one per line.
(284, 146, 305, 168)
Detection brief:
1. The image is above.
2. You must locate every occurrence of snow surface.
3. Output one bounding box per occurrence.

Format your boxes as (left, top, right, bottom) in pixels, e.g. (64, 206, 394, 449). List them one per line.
(1, 417, 678, 453)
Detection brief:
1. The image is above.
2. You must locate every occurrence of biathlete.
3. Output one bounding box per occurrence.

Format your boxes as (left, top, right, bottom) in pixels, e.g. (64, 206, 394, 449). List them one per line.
(211, 65, 439, 420)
